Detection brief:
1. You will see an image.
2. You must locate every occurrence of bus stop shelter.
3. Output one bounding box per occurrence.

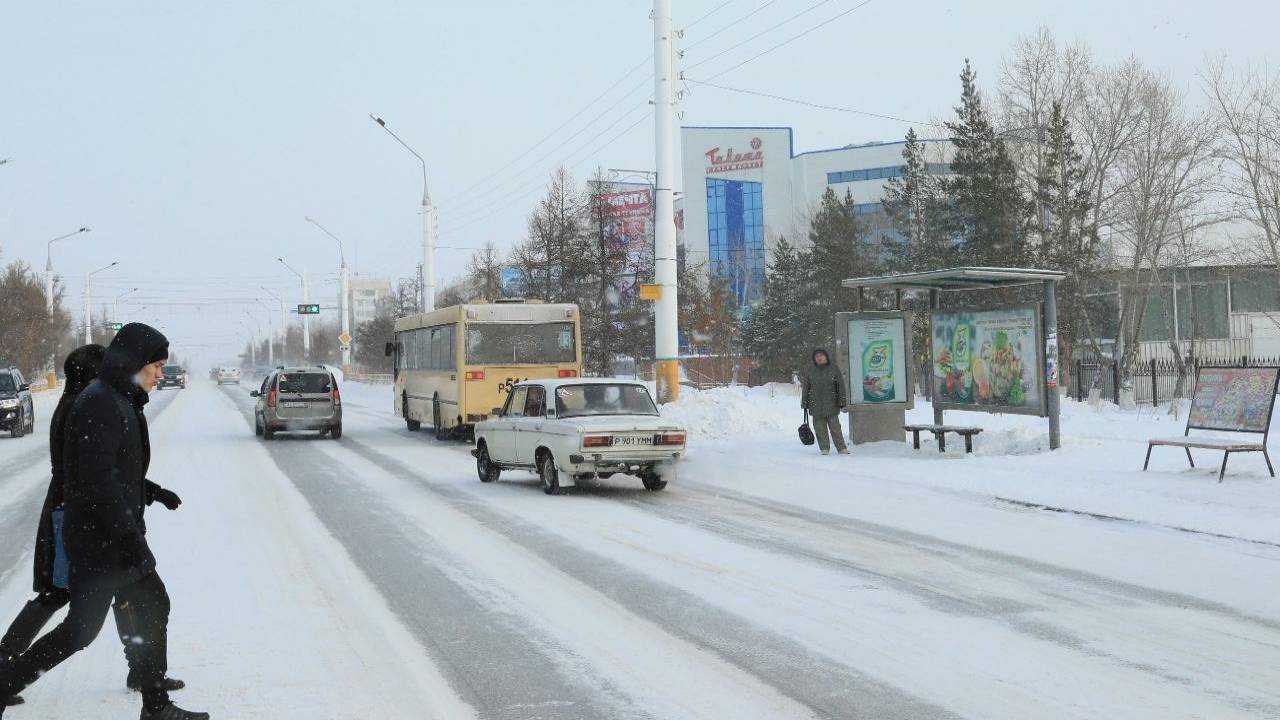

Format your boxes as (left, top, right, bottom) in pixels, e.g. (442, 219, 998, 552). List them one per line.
(841, 267, 1067, 450)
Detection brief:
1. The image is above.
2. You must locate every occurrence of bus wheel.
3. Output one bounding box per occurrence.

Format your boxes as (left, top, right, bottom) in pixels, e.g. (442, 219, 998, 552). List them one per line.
(476, 442, 500, 483)
(404, 393, 421, 432)
(538, 451, 562, 495)
(433, 396, 449, 441)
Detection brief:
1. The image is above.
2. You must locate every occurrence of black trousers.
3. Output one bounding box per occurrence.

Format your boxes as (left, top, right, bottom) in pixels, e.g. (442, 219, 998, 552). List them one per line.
(0, 589, 143, 673)
(0, 572, 170, 710)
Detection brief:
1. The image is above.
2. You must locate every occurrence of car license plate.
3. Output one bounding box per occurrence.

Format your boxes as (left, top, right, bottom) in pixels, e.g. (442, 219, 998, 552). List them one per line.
(283, 402, 307, 408)
(612, 435, 653, 446)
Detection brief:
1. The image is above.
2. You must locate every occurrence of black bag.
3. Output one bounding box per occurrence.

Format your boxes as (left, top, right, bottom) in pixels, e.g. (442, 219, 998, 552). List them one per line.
(798, 410, 815, 446)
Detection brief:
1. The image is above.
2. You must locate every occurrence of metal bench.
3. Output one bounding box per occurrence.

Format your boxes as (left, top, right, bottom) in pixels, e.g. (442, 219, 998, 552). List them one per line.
(904, 424, 983, 454)
(1142, 366, 1279, 482)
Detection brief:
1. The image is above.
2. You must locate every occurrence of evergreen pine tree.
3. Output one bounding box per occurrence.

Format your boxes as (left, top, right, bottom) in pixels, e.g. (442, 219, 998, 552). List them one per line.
(741, 236, 810, 379)
(942, 59, 1029, 267)
(882, 128, 951, 271)
(805, 188, 875, 346)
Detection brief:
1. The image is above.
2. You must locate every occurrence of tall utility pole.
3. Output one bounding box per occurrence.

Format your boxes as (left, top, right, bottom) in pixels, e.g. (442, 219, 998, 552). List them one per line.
(113, 288, 139, 326)
(652, 0, 680, 403)
(305, 217, 350, 374)
(45, 227, 90, 387)
(371, 114, 436, 312)
(255, 299, 276, 367)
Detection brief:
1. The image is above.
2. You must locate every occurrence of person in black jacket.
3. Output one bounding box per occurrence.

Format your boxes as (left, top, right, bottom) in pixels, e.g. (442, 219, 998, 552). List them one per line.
(0, 325, 209, 720)
(1, 345, 188, 708)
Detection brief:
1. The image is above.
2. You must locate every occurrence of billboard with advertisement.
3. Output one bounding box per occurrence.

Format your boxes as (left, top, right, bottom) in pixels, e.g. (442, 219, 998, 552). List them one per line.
(930, 305, 1045, 416)
(597, 182, 653, 306)
(847, 314, 911, 405)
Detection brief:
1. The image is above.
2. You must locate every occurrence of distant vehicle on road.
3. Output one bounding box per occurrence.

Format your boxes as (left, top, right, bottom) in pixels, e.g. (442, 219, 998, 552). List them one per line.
(250, 366, 342, 440)
(217, 367, 241, 385)
(388, 300, 582, 440)
(473, 378, 684, 495)
(159, 364, 187, 390)
(0, 367, 35, 439)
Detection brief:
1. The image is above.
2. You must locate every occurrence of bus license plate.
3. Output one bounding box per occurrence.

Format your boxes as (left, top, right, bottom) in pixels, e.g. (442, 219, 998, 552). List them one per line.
(612, 435, 653, 446)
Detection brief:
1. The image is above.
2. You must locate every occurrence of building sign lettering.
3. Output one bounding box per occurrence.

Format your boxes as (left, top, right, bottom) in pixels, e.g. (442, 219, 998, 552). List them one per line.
(705, 137, 764, 174)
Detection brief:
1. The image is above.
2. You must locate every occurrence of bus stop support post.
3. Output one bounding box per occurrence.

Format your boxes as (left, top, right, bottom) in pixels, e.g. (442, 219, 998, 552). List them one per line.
(930, 289, 944, 427)
(1044, 279, 1062, 450)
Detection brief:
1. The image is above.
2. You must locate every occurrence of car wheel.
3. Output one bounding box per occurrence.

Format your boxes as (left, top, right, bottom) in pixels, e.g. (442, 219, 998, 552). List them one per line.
(476, 443, 500, 483)
(538, 451, 561, 495)
(10, 411, 23, 439)
(641, 468, 668, 492)
(404, 393, 421, 432)
(330, 423, 342, 440)
(263, 423, 275, 440)
(254, 414, 264, 436)
(432, 395, 448, 441)
(26, 407, 35, 434)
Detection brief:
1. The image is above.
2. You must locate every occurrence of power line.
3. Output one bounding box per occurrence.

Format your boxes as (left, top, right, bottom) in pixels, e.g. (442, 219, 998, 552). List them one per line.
(683, 0, 832, 71)
(691, 0, 877, 82)
(684, 78, 945, 128)
(682, 0, 738, 31)
(439, 53, 653, 207)
(682, 0, 776, 52)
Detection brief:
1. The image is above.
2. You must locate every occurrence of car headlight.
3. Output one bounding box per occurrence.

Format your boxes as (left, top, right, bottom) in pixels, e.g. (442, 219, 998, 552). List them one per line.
(0, 398, 17, 409)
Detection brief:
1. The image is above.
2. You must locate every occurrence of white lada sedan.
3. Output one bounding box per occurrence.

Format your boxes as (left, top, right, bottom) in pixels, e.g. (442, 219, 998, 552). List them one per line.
(472, 378, 686, 495)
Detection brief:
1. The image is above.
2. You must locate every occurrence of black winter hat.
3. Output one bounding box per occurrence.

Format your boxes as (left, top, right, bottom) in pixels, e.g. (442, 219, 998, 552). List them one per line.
(102, 323, 169, 390)
(62, 344, 106, 394)
(812, 348, 831, 365)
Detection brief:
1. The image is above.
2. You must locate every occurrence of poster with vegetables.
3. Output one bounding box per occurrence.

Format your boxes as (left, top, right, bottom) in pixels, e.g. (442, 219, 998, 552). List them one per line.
(931, 306, 1044, 415)
(848, 316, 908, 404)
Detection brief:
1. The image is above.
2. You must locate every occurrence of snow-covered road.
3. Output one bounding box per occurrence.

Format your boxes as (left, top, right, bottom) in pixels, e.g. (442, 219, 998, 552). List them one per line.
(0, 381, 1277, 719)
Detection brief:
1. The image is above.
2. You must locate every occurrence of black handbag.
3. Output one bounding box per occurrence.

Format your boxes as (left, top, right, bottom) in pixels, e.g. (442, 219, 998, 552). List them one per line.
(798, 410, 816, 446)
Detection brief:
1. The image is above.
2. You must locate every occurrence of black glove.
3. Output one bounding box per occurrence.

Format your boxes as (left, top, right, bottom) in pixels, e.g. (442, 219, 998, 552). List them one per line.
(154, 488, 182, 511)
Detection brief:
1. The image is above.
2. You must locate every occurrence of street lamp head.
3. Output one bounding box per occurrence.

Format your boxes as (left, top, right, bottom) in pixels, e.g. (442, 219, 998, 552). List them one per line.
(79, 227, 90, 233)
(371, 114, 386, 127)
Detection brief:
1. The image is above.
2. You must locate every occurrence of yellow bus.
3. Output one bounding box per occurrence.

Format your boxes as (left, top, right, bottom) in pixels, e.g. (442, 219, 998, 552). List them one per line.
(390, 300, 582, 438)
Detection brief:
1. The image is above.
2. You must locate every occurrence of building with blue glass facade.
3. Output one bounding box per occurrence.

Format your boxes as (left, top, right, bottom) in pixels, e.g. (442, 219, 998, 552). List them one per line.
(680, 126, 953, 307)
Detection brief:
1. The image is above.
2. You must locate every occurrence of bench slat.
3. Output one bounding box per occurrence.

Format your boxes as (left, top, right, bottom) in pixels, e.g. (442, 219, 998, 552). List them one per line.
(1148, 438, 1264, 451)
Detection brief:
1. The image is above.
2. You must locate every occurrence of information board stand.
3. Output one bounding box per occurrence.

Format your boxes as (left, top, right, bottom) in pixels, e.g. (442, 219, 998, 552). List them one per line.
(835, 311, 914, 444)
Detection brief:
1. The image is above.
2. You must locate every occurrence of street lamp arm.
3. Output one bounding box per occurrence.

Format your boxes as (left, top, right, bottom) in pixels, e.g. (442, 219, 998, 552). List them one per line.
(276, 257, 302, 279)
(47, 227, 91, 270)
(370, 114, 430, 204)
(304, 217, 347, 267)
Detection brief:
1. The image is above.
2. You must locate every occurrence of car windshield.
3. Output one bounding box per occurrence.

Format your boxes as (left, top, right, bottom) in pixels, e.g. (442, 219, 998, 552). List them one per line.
(277, 373, 331, 394)
(554, 384, 659, 418)
(465, 322, 576, 365)
(164, 365, 183, 374)
(0, 374, 14, 392)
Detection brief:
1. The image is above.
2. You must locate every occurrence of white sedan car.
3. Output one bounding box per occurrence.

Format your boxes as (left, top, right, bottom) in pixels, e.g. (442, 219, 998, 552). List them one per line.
(472, 378, 686, 495)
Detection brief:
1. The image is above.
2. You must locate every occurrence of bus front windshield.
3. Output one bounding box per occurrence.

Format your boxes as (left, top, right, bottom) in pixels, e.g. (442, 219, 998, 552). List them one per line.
(555, 384, 659, 418)
(465, 322, 576, 365)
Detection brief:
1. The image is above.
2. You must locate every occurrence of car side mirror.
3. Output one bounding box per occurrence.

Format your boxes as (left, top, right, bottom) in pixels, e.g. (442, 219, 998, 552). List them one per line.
(18, 384, 30, 392)
(384, 342, 395, 357)
(491, 407, 503, 417)
(249, 390, 260, 397)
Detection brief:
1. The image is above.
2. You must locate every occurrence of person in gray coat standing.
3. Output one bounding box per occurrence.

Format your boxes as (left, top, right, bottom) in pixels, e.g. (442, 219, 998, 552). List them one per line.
(801, 348, 849, 455)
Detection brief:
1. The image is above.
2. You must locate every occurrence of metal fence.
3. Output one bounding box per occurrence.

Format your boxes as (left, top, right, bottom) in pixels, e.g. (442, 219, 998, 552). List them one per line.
(1072, 354, 1280, 406)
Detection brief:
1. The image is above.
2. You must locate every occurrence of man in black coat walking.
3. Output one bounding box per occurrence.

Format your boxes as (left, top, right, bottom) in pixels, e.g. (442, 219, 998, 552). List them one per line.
(1, 344, 188, 708)
(0, 325, 208, 720)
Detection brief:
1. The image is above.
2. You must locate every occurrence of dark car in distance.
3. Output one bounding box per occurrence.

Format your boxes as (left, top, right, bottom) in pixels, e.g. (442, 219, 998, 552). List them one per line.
(0, 367, 35, 438)
(159, 364, 187, 390)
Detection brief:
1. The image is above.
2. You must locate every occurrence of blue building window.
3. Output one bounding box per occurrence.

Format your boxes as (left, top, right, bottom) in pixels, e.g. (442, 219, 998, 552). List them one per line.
(827, 162, 954, 185)
(707, 178, 765, 307)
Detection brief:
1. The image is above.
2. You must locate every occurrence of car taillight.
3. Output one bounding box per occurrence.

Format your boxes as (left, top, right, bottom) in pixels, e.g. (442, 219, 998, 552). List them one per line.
(465, 371, 485, 381)
(266, 388, 278, 408)
(583, 435, 612, 448)
(331, 384, 341, 406)
(658, 433, 685, 446)
(558, 369, 578, 378)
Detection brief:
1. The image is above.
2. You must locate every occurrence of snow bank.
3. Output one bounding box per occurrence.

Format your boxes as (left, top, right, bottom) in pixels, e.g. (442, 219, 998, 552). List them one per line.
(658, 385, 791, 439)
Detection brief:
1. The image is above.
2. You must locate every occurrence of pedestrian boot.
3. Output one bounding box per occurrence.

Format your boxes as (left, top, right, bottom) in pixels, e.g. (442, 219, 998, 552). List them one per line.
(838, 448, 850, 455)
(139, 702, 209, 720)
(2, 696, 20, 707)
(129, 674, 187, 692)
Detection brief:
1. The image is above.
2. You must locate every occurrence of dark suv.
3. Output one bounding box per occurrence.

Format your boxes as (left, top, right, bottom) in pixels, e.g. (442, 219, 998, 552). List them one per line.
(159, 364, 187, 390)
(0, 367, 35, 438)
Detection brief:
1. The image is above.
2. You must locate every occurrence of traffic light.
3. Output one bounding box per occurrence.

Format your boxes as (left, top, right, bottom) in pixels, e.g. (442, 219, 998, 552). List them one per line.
(297, 303, 320, 315)
(111, 322, 123, 331)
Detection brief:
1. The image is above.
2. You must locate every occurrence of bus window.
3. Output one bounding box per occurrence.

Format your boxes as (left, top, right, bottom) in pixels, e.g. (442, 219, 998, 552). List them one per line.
(466, 323, 576, 365)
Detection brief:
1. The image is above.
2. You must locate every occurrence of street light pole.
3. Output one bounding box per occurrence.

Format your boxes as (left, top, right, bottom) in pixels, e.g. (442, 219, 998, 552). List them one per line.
(113, 287, 139, 326)
(277, 258, 310, 362)
(261, 286, 287, 364)
(370, 114, 435, 312)
(255, 299, 276, 367)
(83, 262, 119, 344)
(305, 217, 350, 374)
(652, 0, 680, 403)
(43, 227, 90, 387)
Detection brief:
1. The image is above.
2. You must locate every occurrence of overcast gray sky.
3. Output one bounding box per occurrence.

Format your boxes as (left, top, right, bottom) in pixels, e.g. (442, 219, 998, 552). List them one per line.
(1, 0, 1274, 365)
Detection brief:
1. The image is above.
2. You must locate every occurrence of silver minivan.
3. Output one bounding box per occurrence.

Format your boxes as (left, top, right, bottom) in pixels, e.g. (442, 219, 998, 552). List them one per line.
(251, 367, 342, 439)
